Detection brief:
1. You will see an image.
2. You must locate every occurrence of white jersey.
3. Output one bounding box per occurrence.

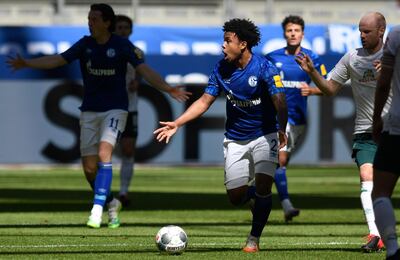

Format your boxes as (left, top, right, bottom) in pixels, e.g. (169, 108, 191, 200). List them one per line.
(126, 63, 138, 112)
(383, 25, 400, 135)
(330, 47, 392, 134)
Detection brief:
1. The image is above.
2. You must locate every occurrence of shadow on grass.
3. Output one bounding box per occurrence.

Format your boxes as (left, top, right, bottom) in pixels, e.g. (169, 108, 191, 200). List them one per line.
(0, 222, 373, 229)
(1, 188, 399, 212)
(0, 247, 364, 256)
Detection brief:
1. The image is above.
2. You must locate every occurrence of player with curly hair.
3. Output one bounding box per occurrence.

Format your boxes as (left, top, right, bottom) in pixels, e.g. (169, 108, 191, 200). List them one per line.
(154, 18, 288, 252)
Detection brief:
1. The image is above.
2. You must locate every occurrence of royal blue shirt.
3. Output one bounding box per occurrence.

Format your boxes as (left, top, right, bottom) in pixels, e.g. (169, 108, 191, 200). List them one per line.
(61, 34, 144, 112)
(205, 54, 284, 141)
(266, 47, 326, 125)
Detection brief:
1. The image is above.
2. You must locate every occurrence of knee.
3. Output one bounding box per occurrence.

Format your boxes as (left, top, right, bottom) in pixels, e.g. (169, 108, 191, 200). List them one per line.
(98, 149, 111, 162)
(228, 196, 244, 206)
(82, 164, 97, 181)
(227, 188, 247, 206)
(122, 145, 135, 157)
(82, 159, 96, 173)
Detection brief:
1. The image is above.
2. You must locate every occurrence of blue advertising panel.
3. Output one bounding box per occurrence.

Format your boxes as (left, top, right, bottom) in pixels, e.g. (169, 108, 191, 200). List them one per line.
(0, 24, 369, 164)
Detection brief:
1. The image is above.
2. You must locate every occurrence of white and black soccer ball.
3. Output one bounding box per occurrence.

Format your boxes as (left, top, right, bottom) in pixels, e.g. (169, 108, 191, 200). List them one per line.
(155, 225, 188, 254)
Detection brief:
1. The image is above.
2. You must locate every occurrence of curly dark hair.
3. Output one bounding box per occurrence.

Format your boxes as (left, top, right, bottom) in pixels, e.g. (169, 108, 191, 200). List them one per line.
(223, 18, 261, 49)
(281, 15, 305, 31)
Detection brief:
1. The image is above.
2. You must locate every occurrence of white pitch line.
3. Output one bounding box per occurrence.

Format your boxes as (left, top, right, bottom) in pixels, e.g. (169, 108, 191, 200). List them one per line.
(0, 241, 360, 249)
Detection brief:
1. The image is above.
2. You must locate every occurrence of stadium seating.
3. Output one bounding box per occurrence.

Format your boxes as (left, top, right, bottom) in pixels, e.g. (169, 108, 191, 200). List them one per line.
(0, 0, 398, 26)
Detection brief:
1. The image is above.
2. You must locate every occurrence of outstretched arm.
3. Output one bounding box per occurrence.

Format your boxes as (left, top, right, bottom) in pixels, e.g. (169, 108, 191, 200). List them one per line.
(154, 93, 216, 143)
(272, 92, 288, 149)
(295, 52, 342, 96)
(6, 54, 67, 71)
(136, 63, 192, 102)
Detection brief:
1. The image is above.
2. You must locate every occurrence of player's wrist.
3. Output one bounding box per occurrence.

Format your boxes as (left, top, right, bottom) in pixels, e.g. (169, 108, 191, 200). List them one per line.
(278, 129, 285, 134)
(309, 66, 317, 74)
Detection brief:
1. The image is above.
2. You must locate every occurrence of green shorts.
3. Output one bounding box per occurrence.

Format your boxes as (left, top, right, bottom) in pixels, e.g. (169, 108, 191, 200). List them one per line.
(352, 133, 377, 168)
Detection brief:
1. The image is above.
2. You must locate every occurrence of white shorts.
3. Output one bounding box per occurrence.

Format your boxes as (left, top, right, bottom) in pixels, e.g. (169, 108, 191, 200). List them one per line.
(223, 133, 279, 190)
(280, 124, 305, 153)
(80, 109, 128, 156)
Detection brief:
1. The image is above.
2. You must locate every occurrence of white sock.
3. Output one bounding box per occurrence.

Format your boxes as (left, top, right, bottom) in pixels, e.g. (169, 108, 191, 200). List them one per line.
(374, 197, 399, 257)
(281, 198, 293, 213)
(360, 181, 380, 236)
(90, 204, 103, 219)
(119, 156, 134, 195)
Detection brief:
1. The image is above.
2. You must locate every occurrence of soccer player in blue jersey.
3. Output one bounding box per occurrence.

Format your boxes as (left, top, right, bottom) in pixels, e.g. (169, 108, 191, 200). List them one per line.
(7, 3, 190, 229)
(265, 15, 326, 222)
(154, 18, 288, 253)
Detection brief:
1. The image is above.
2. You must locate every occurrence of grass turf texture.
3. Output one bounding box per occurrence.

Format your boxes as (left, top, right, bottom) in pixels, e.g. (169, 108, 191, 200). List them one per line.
(0, 165, 398, 259)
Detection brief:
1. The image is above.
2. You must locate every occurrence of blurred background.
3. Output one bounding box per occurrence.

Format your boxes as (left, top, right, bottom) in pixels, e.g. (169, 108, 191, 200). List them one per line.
(0, 0, 399, 165)
(0, 0, 399, 25)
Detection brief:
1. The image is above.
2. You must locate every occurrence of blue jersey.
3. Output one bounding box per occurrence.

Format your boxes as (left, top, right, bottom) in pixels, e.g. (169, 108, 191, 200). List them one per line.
(61, 34, 144, 112)
(206, 54, 284, 141)
(266, 47, 326, 125)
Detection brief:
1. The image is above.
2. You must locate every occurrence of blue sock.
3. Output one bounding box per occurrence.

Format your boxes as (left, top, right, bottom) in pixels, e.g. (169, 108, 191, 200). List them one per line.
(89, 179, 114, 204)
(275, 167, 289, 201)
(93, 162, 113, 206)
(250, 192, 272, 237)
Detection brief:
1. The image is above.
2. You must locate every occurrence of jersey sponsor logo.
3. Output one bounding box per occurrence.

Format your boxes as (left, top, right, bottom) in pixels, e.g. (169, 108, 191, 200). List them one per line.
(106, 48, 116, 58)
(226, 91, 261, 107)
(282, 80, 303, 88)
(273, 75, 283, 88)
(248, 76, 258, 87)
(86, 60, 116, 76)
(275, 62, 283, 68)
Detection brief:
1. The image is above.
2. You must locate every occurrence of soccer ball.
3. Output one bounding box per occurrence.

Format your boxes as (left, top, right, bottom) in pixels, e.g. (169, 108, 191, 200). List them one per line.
(155, 225, 188, 254)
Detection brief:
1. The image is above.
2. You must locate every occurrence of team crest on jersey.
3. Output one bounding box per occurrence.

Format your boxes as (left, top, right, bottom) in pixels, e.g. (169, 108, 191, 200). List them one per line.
(86, 48, 92, 54)
(359, 69, 376, 83)
(248, 76, 258, 87)
(275, 62, 283, 68)
(106, 48, 116, 58)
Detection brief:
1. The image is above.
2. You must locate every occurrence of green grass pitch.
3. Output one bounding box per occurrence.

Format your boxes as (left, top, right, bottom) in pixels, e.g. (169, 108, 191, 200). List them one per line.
(0, 165, 398, 259)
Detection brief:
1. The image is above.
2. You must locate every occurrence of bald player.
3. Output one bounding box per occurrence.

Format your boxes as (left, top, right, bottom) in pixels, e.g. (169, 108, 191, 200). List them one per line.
(295, 12, 391, 252)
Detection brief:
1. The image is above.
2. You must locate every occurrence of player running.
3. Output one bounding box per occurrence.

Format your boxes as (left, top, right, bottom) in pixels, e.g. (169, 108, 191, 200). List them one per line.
(154, 18, 287, 252)
(266, 15, 326, 222)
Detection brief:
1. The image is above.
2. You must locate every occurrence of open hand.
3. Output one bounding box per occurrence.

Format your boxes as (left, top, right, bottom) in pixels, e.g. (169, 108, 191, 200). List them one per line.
(6, 54, 27, 72)
(153, 121, 179, 143)
(278, 130, 288, 150)
(295, 52, 315, 73)
(169, 86, 192, 102)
